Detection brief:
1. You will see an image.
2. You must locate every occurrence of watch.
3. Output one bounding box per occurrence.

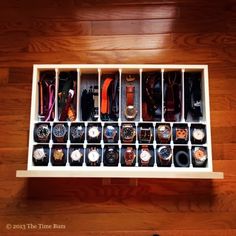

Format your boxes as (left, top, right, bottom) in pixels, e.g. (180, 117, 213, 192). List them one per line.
(53, 148, 65, 161)
(124, 85, 137, 120)
(121, 124, 136, 143)
(192, 128, 205, 142)
(33, 147, 47, 161)
(174, 150, 190, 167)
(104, 125, 117, 143)
(87, 147, 100, 166)
(157, 125, 171, 143)
(139, 127, 153, 143)
(70, 125, 84, 142)
(140, 145, 152, 166)
(52, 124, 67, 143)
(175, 127, 188, 141)
(70, 149, 83, 162)
(157, 146, 172, 166)
(87, 126, 100, 142)
(104, 146, 119, 166)
(124, 147, 136, 166)
(34, 124, 51, 143)
(192, 147, 207, 167)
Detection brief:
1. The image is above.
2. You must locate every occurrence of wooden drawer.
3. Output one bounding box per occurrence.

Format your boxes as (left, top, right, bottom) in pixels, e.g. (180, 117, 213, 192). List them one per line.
(16, 64, 223, 179)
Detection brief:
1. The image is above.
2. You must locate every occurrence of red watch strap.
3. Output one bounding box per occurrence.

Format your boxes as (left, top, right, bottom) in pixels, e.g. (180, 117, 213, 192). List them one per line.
(101, 78, 113, 114)
(126, 85, 135, 106)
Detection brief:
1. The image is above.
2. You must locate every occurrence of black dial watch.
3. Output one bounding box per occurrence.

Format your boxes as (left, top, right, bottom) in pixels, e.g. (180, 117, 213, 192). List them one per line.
(139, 127, 153, 143)
(121, 124, 136, 143)
(52, 124, 68, 143)
(70, 125, 85, 143)
(103, 146, 119, 166)
(34, 123, 51, 143)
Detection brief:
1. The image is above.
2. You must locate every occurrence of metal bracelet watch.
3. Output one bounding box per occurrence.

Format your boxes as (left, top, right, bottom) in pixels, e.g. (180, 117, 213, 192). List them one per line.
(140, 145, 152, 166)
(192, 147, 207, 167)
(34, 123, 51, 143)
(52, 123, 67, 143)
(121, 124, 136, 143)
(124, 146, 136, 166)
(157, 146, 172, 166)
(104, 125, 117, 143)
(139, 127, 153, 143)
(104, 146, 119, 166)
(157, 124, 171, 143)
(87, 147, 100, 166)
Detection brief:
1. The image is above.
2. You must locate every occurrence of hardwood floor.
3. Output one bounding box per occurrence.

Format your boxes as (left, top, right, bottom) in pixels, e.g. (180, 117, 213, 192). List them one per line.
(0, 0, 236, 235)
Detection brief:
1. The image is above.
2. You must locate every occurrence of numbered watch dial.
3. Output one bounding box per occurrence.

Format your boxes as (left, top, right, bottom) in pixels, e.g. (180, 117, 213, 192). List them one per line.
(53, 124, 67, 137)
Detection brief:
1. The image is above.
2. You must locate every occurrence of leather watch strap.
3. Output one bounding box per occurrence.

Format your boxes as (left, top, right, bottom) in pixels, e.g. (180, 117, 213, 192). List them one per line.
(126, 85, 135, 106)
(101, 78, 113, 115)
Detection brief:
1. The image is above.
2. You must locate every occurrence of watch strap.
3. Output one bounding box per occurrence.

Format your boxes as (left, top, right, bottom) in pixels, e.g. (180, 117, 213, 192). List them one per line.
(126, 85, 135, 106)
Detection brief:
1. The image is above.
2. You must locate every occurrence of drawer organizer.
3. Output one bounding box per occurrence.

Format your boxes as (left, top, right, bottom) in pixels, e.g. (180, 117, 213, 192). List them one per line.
(17, 64, 223, 178)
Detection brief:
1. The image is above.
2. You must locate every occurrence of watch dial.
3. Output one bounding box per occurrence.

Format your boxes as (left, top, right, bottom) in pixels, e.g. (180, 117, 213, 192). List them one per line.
(159, 146, 171, 160)
(71, 149, 83, 161)
(71, 126, 83, 138)
(123, 127, 133, 138)
(53, 124, 66, 137)
(37, 125, 50, 139)
(141, 130, 151, 140)
(140, 150, 151, 161)
(105, 126, 115, 138)
(88, 127, 100, 138)
(193, 129, 205, 140)
(105, 150, 117, 164)
(88, 150, 100, 162)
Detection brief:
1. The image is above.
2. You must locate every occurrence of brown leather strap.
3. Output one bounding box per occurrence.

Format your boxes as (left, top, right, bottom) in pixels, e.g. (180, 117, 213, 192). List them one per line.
(126, 85, 135, 106)
(101, 78, 113, 114)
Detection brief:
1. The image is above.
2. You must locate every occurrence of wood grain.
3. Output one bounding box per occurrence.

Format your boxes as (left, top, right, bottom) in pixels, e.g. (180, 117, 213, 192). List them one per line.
(0, 0, 236, 235)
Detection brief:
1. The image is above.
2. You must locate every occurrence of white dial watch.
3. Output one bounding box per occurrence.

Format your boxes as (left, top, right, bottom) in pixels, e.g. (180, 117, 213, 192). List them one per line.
(88, 126, 100, 139)
(192, 128, 205, 142)
(71, 149, 83, 162)
(33, 148, 46, 161)
(88, 148, 100, 165)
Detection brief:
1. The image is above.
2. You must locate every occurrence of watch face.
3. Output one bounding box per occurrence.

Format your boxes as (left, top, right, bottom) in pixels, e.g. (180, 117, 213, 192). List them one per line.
(123, 127, 134, 139)
(88, 149, 100, 162)
(140, 129, 151, 142)
(71, 126, 84, 139)
(36, 124, 50, 139)
(33, 148, 46, 160)
(176, 128, 188, 140)
(125, 148, 135, 162)
(158, 146, 171, 160)
(104, 126, 116, 139)
(71, 149, 83, 161)
(105, 149, 118, 164)
(125, 106, 137, 118)
(158, 125, 171, 139)
(140, 150, 151, 162)
(192, 128, 205, 141)
(88, 126, 100, 138)
(53, 124, 67, 138)
(53, 148, 64, 160)
(193, 147, 207, 160)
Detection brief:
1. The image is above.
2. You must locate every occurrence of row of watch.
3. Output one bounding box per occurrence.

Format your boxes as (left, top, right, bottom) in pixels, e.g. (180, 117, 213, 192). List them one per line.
(34, 122, 206, 144)
(33, 145, 207, 167)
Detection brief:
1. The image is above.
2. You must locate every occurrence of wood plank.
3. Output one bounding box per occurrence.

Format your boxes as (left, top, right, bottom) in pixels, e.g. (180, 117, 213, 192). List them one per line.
(0, 68, 9, 85)
(28, 35, 172, 52)
(0, 49, 225, 68)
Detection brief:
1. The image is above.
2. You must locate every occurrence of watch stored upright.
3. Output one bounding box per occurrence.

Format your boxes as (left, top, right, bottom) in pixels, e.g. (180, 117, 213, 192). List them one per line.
(17, 64, 223, 179)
